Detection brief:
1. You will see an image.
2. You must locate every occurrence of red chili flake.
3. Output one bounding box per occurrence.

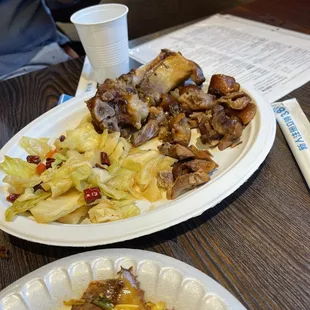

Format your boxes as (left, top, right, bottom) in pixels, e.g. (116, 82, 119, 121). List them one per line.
(100, 152, 111, 166)
(6, 193, 20, 203)
(59, 135, 66, 142)
(26, 155, 41, 164)
(0, 246, 9, 259)
(45, 158, 55, 169)
(83, 187, 102, 204)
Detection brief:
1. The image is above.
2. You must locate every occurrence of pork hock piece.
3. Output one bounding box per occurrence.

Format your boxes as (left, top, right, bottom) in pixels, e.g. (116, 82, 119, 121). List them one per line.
(87, 49, 205, 133)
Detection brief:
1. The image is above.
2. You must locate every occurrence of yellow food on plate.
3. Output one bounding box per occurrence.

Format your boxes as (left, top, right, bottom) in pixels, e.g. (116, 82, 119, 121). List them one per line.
(64, 267, 169, 310)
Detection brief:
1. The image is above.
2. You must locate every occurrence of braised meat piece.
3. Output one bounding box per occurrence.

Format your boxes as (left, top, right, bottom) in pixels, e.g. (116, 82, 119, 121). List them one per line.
(132, 107, 166, 146)
(172, 158, 216, 179)
(187, 118, 199, 129)
(71, 267, 146, 310)
(225, 102, 257, 125)
(168, 156, 217, 199)
(177, 85, 216, 112)
(166, 113, 191, 146)
(199, 114, 222, 147)
(167, 170, 210, 199)
(72, 279, 124, 310)
(187, 145, 213, 161)
(218, 118, 243, 150)
(87, 79, 149, 132)
(138, 49, 205, 105)
(159, 93, 182, 116)
(157, 171, 174, 189)
(189, 111, 208, 123)
(158, 142, 195, 160)
(218, 91, 251, 110)
(211, 106, 243, 150)
(208, 74, 240, 97)
(158, 142, 214, 162)
(87, 49, 205, 133)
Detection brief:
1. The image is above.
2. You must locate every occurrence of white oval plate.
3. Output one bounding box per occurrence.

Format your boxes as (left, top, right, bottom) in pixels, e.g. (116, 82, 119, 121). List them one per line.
(0, 248, 246, 310)
(0, 86, 276, 246)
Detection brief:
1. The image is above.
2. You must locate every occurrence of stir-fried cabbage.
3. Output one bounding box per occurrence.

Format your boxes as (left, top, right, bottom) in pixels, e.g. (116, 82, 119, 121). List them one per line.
(5, 189, 51, 221)
(30, 189, 82, 223)
(88, 200, 123, 223)
(55, 122, 100, 152)
(57, 205, 89, 224)
(19, 137, 51, 158)
(0, 156, 36, 178)
(2, 175, 42, 194)
(1, 116, 175, 225)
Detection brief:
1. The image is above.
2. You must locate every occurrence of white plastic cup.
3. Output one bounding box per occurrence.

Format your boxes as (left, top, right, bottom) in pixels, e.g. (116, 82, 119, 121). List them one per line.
(71, 4, 129, 83)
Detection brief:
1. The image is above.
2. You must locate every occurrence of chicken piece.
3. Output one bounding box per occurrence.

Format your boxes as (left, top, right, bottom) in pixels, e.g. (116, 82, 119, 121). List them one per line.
(225, 102, 257, 125)
(167, 170, 210, 199)
(87, 79, 149, 132)
(158, 142, 195, 160)
(208, 74, 240, 97)
(157, 171, 174, 189)
(187, 145, 213, 161)
(218, 91, 251, 110)
(177, 85, 216, 112)
(132, 107, 166, 146)
(166, 113, 191, 146)
(138, 49, 205, 104)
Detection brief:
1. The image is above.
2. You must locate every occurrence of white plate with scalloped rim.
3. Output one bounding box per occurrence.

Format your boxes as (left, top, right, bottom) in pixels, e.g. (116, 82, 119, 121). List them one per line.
(0, 249, 246, 310)
(0, 82, 276, 247)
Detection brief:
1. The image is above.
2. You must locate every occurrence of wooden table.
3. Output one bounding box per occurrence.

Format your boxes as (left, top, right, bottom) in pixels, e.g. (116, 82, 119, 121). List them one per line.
(1, 0, 310, 308)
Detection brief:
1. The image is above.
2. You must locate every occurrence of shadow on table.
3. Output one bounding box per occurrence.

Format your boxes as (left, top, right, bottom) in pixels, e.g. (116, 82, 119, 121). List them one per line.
(8, 163, 263, 259)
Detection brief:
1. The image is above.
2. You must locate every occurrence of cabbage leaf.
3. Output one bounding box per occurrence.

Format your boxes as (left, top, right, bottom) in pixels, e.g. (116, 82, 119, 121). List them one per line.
(5, 188, 51, 221)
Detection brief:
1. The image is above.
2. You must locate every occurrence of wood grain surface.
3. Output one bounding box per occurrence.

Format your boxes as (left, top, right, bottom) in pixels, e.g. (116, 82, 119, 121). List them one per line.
(1, 0, 310, 309)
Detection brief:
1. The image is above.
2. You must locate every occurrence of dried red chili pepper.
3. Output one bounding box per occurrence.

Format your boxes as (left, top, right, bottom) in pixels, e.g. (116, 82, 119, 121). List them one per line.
(83, 187, 102, 204)
(59, 135, 66, 142)
(26, 155, 41, 164)
(6, 193, 20, 203)
(100, 152, 110, 166)
(45, 158, 55, 169)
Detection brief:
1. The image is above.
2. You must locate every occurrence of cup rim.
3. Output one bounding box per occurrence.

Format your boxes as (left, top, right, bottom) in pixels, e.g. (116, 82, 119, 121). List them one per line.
(70, 3, 129, 26)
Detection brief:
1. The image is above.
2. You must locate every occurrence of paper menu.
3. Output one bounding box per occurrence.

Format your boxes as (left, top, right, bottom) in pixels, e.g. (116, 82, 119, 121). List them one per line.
(129, 14, 310, 103)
